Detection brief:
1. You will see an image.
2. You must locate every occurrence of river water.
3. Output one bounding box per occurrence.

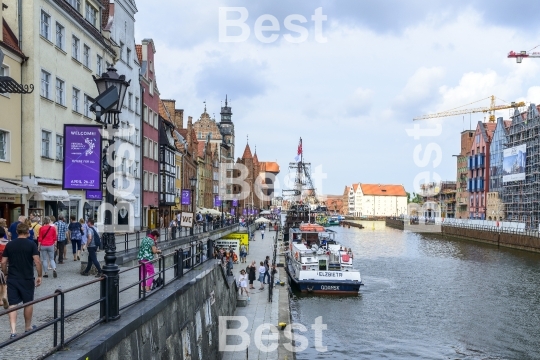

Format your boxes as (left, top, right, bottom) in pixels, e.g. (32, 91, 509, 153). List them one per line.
(290, 226, 540, 359)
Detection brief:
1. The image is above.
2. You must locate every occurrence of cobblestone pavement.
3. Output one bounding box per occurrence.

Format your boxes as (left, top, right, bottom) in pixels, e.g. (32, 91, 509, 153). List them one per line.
(222, 228, 286, 360)
(0, 246, 176, 360)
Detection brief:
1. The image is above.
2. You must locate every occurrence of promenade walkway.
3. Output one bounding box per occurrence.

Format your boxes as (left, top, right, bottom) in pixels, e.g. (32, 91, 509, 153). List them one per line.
(0, 224, 236, 360)
(222, 227, 291, 360)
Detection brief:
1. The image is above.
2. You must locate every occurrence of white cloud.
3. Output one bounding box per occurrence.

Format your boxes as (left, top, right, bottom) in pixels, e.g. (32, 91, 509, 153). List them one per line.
(345, 88, 374, 116)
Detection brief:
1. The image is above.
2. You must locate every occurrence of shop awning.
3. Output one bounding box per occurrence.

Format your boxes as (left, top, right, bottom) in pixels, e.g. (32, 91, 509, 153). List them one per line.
(32, 189, 70, 202)
(0, 179, 47, 193)
(0, 180, 28, 194)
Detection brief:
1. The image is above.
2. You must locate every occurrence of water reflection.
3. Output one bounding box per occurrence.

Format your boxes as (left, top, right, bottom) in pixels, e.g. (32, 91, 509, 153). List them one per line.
(291, 226, 540, 360)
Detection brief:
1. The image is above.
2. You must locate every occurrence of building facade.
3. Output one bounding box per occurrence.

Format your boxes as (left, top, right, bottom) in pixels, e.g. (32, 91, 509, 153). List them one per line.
(15, 0, 116, 221)
(0, 9, 27, 224)
(456, 130, 474, 219)
(468, 121, 496, 219)
(138, 38, 159, 229)
(349, 183, 407, 217)
(158, 116, 176, 225)
(487, 117, 510, 221)
(103, 0, 141, 229)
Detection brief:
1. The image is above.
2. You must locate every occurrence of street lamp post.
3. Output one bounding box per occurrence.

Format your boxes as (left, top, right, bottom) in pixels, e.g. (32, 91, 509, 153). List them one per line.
(92, 67, 130, 321)
(190, 177, 197, 235)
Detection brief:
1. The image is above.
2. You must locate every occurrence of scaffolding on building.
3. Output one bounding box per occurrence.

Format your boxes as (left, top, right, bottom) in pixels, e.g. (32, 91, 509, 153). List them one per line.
(503, 104, 540, 229)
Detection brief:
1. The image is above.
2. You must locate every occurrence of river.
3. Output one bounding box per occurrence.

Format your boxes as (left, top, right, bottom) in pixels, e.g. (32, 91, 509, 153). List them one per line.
(290, 226, 540, 359)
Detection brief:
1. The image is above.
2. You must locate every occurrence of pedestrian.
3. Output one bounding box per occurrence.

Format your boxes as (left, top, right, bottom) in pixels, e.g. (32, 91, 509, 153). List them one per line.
(258, 261, 266, 290)
(67, 215, 83, 261)
(263, 256, 271, 284)
(8, 215, 26, 240)
(38, 217, 58, 279)
(240, 243, 247, 263)
(261, 228, 265, 240)
(0, 218, 8, 239)
(81, 219, 102, 277)
(0, 228, 8, 309)
(55, 215, 68, 264)
(271, 264, 279, 287)
(238, 269, 250, 300)
(248, 260, 256, 289)
(137, 230, 161, 291)
(29, 217, 41, 247)
(1, 222, 43, 338)
(80, 218, 89, 252)
(227, 253, 234, 276)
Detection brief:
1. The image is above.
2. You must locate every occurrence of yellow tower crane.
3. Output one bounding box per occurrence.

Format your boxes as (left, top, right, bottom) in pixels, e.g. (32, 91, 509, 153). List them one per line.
(413, 95, 525, 122)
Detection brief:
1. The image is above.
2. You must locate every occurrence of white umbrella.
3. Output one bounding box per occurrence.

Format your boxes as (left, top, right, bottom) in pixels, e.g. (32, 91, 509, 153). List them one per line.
(254, 217, 271, 223)
(260, 210, 271, 215)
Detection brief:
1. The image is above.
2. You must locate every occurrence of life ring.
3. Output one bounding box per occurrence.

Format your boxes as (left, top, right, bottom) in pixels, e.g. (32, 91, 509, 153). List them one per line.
(294, 252, 299, 260)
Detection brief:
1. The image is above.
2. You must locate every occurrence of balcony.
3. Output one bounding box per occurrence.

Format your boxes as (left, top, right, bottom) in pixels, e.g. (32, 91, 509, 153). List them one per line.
(476, 153, 485, 169)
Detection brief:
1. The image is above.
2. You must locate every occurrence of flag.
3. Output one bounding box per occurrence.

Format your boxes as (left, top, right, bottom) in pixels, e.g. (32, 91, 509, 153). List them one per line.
(294, 138, 302, 162)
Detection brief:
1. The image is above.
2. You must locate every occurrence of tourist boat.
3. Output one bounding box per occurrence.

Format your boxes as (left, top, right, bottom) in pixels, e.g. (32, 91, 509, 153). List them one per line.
(326, 216, 340, 226)
(285, 223, 362, 294)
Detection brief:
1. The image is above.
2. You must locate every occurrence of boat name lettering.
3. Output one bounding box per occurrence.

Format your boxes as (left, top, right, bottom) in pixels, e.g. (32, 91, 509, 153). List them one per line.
(317, 272, 343, 277)
(321, 285, 340, 290)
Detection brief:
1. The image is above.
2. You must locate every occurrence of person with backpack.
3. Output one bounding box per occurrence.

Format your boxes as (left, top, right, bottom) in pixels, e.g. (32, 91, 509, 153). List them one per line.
(81, 219, 102, 277)
(67, 215, 83, 261)
(28, 217, 41, 247)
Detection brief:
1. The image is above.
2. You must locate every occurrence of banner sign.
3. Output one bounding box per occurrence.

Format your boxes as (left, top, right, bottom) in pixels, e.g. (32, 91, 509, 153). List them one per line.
(503, 144, 526, 183)
(180, 212, 194, 227)
(214, 195, 222, 207)
(181, 189, 191, 205)
(232, 199, 238, 207)
(63, 125, 102, 190)
(86, 190, 103, 200)
(243, 208, 247, 215)
(231, 208, 235, 216)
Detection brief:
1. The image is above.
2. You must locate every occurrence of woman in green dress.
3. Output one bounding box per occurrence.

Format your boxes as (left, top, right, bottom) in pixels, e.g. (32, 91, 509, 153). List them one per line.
(138, 230, 161, 291)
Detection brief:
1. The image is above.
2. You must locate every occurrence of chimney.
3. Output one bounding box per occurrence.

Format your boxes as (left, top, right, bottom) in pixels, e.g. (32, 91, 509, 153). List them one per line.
(187, 116, 193, 151)
(175, 109, 184, 129)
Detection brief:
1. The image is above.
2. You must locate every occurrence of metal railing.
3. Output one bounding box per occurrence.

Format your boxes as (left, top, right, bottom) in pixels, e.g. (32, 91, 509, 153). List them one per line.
(0, 223, 237, 356)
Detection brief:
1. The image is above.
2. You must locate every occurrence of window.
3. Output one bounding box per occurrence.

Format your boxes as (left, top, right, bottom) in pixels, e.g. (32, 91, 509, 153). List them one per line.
(55, 22, 65, 49)
(0, 131, 9, 161)
(67, 0, 81, 11)
(134, 161, 139, 177)
(0, 65, 8, 96)
(135, 97, 140, 114)
(143, 106, 148, 122)
(153, 113, 158, 128)
(83, 45, 90, 68)
(143, 171, 148, 190)
(128, 92, 133, 110)
(127, 48, 131, 64)
(120, 41, 124, 61)
(72, 87, 80, 112)
(41, 70, 51, 99)
(121, 158, 126, 174)
(41, 130, 51, 158)
(84, 94, 91, 117)
(40, 11, 50, 39)
(55, 78, 65, 105)
(154, 143, 158, 160)
(154, 174, 158, 192)
(85, 3, 98, 27)
(148, 140, 153, 159)
(135, 129, 140, 145)
(56, 135, 64, 161)
(72, 36, 80, 61)
(149, 79, 154, 95)
(143, 137, 148, 157)
(97, 55, 102, 74)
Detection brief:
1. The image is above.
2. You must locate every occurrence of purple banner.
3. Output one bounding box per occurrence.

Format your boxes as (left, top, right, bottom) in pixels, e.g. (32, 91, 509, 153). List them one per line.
(63, 125, 102, 190)
(232, 199, 238, 207)
(242, 208, 247, 215)
(181, 189, 191, 205)
(231, 208, 235, 215)
(86, 190, 103, 200)
(214, 195, 222, 207)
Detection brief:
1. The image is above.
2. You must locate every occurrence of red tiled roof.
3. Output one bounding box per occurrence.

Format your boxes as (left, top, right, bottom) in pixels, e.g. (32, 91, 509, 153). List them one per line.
(1, 19, 24, 58)
(343, 186, 350, 196)
(197, 142, 206, 158)
(101, 0, 110, 30)
(159, 100, 171, 120)
(135, 44, 142, 63)
(253, 152, 259, 164)
(352, 184, 359, 192)
(360, 184, 407, 197)
(242, 144, 252, 159)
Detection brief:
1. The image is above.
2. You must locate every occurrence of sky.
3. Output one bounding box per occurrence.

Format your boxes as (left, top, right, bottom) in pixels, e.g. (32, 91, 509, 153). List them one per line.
(134, 0, 540, 196)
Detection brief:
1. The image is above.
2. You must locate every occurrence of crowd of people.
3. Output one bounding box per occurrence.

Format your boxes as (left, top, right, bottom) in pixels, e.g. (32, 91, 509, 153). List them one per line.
(0, 214, 103, 338)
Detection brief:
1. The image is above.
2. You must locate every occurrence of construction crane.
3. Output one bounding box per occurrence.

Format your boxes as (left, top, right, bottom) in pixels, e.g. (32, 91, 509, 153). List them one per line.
(413, 95, 525, 122)
(508, 50, 540, 63)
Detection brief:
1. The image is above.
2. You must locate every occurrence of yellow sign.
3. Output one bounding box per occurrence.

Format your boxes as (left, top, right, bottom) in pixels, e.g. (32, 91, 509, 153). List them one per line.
(222, 232, 249, 252)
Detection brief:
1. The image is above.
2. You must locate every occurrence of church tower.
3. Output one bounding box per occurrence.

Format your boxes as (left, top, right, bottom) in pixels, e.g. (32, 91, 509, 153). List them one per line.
(219, 95, 235, 161)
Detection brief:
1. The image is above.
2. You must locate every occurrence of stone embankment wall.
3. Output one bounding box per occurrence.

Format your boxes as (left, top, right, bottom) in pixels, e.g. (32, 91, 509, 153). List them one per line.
(441, 226, 540, 253)
(51, 264, 237, 360)
(384, 218, 405, 230)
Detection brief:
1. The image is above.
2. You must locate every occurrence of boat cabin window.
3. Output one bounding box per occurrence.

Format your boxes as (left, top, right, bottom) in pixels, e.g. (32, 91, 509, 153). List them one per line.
(318, 259, 327, 271)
